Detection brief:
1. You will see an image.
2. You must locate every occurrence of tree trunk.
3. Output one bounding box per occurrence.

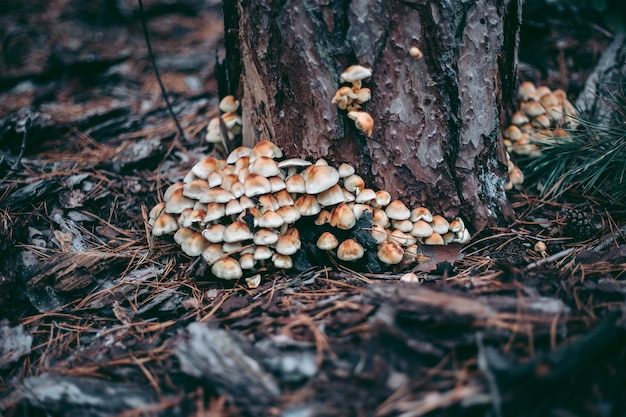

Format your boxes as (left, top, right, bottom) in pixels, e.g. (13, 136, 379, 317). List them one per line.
(222, 0, 519, 232)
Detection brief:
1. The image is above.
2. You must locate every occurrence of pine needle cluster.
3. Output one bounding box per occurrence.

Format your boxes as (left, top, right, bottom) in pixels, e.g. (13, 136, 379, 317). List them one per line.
(520, 84, 626, 205)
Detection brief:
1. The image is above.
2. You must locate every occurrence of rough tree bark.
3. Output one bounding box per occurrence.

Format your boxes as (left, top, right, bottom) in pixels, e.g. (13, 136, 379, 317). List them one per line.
(222, 0, 520, 232)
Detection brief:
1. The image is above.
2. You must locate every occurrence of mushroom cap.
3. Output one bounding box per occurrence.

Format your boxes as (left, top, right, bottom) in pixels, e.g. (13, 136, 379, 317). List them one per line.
(205, 117, 223, 143)
(180, 208, 207, 228)
(510, 111, 530, 126)
(338, 163, 356, 178)
(244, 173, 273, 197)
(352, 203, 373, 220)
(165, 189, 195, 214)
(315, 210, 331, 225)
(331, 86, 358, 108)
(317, 184, 346, 206)
(275, 234, 302, 255)
(211, 257, 243, 280)
(329, 202, 356, 230)
(181, 232, 209, 257)
(202, 223, 226, 243)
(225, 199, 244, 216)
(518, 81, 537, 101)
(253, 228, 280, 246)
(272, 253, 293, 269)
(275, 205, 301, 224)
(347, 111, 374, 137)
(258, 194, 280, 213)
(219, 95, 240, 113)
(304, 165, 340, 194)
(222, 241, 243, 253)
(504, 125, 523, 141)
(163, 182, 184, 202)
(373, 190, 391, 208)
(229, 181, 245, 198)
(409, 46, 423, 59)
(340, 65, 372, 83)
(400, 272, 420, 283)
(257, 210, 285, 229)
(273, 189, 294, 207)
(449, 217, 465, 233)
(336, 239, 365, 261)
(285, 174, 307, 194)
(370, 224, 388, 244)
(249, 156, 281, 177)
(152, 213, 179, 236)
(239, 253, 256, 270)
(294, 194, 321, 216)
(200, 188, 236, 204)
(254, 245, 273, 260)
(430, 215, 450, 235)
(221, 112, 242, 130)
(223, 221, 253, 243)
(207, 170, 224, 188)
(221, 174, 239, 192)
(372, 209, 390, 227)
(354, 188, 376, 204)
(269, 176, 287, 193)
(227, 146, 252, 164)
(149, 202, 166, 225)
(389, 229, 414, 246)
(183, 179, 211, 200)
(377, 241, 404, 265)
(278, 158, 312, 169)
(534, 241, 547, 253)
(343, 174, 365, 194)
(250, 140, 283, 162)
(354, 87, 371, 104)
(410, 207, 433, 223)
(202, 243, 225, 264)
(203, 202, 225, 223)
(385, 200, 411, 220)
(455, 228, 472, 244)
(245, 274, 262, 288)
(520, 101, 546, 117)
(174, 227, 194, 246)
(317, 231, 339, 250)
(392, 219, 413, 233)
(410, 220, 434, 238)
(424, 233, 444, 245)
(191, 156, 224, 179)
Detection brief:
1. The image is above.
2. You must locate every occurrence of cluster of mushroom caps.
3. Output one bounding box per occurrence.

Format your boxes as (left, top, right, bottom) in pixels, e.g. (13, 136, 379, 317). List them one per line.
(331, 65, 375, 137)
(149, 140, 470, 287)
(504, 82, 578, 159)
(205, 95, 242, 145)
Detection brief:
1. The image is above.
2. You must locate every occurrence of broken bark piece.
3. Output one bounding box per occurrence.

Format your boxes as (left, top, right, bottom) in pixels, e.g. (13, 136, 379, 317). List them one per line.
(20, 375, 158, 416)
(28, 252, 127, 292)
(175, 323, 280, 409)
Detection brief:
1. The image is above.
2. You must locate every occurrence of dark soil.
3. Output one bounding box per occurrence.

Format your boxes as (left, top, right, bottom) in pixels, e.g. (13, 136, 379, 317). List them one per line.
(1, 1, 625, 416)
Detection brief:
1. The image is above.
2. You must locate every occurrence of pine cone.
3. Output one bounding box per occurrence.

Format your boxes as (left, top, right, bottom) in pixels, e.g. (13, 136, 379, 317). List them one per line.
(561, 207, 595, 240)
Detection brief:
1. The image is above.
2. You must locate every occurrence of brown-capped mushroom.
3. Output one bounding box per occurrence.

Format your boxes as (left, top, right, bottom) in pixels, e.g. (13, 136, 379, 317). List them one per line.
(377, 241, 404, 265)
(219, 95, 240, 113)
(336, 239, 365, 261)
(347, 111, 374, 137)
(211, 257, 243, 280)
(317, 232, 339, 251)
(385, 200, 411, 221)
(152, 213, 179, 236)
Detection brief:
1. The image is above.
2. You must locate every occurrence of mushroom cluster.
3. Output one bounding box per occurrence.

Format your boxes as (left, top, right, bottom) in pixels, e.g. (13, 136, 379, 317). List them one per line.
(205, 95, 242, 145)
(149, 140, 470, 286)
(503, 81, 578, 159)
(331, 65, 374, 137)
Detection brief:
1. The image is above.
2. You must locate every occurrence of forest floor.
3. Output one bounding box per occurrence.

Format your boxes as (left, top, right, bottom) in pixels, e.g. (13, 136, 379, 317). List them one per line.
(1, 1, 625, 416)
